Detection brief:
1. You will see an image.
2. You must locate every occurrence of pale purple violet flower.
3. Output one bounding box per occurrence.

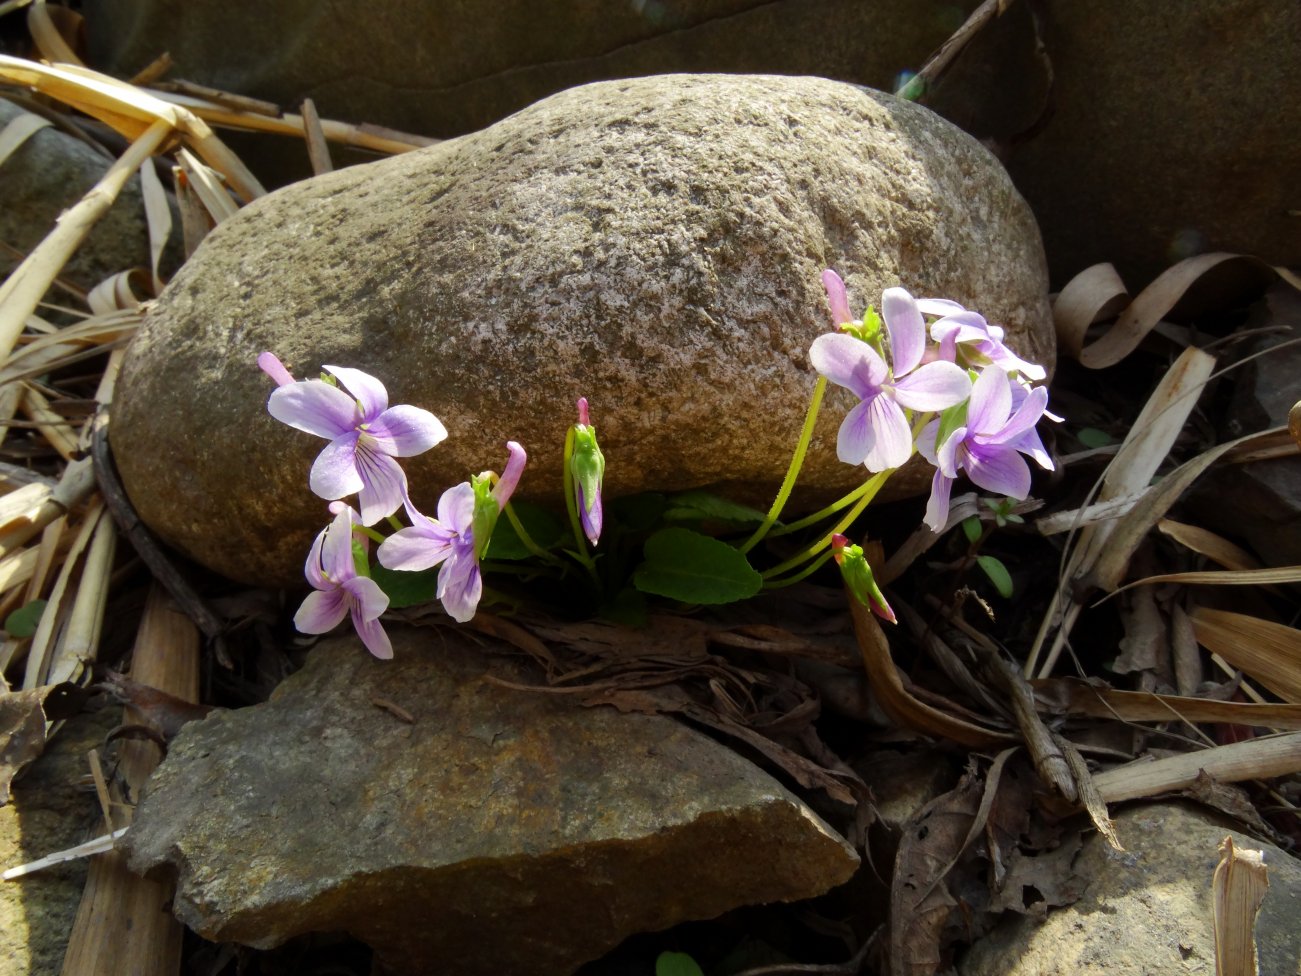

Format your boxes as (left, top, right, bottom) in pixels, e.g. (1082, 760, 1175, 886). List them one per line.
(294, 506, 392, 659)
(258, 354, 448, 526)
(928, 308, 1047, 380)
(917, 367, 1054, 531)
(809, 286, 972, 471)
(377, 442, 527, 624)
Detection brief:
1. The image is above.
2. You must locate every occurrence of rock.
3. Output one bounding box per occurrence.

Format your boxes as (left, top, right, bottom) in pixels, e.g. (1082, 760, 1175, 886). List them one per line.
(122, 628, 859, 976)
(1, 708, 120, 975)
(0, 100, 163, 293)
(112, 74, 1054, 586)
(957, 803, 1301, 976)
(85, 1, 970, 144)
(931, 0, 1301, 286)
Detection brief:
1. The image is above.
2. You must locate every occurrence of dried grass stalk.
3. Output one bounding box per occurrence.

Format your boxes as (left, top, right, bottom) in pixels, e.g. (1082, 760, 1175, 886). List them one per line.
(300, 97, 333, 175)
(20, 499, 101, 689)
(60, 584, 199, 976)
(1213, 836, 1268, 976)
(0, 117, 172, 367)
(1091, 733, 1301, 804)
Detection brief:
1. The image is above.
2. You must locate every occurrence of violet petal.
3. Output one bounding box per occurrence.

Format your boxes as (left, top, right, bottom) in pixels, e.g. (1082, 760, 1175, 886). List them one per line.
(810, 333, 887, 399)
(366, 405, 448, 456)
(891, 361, 972, 411)
(323, 365, 389, 422)
(882, 287, 926, 376)
(269, 380, 358, 439)
(309, 432, 365, 500)
(294, 588, 349, 634)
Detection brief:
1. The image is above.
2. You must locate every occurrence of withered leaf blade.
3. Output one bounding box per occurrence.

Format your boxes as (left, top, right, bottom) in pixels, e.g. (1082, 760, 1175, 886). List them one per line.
(0, 681, 87, 805)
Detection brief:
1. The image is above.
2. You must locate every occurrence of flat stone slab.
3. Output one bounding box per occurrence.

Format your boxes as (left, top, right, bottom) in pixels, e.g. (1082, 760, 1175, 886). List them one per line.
(122, 628, 858, 975)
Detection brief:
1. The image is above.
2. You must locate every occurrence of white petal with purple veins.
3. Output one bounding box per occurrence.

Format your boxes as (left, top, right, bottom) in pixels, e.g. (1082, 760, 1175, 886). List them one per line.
(882, 288, 926, 376)
(891, 361, 972, 411)
(269, 380, 357, 439)
(924, 468, 954, 532)
(438, 550, 482, 623)
(966, 444, 1031, 499)
(966, 367, 1013, 434)
(309, 432, 365, 500)
(353, 446, 407, 525)
(982, 384, 1048, 444)
(294, 587, 349, 634)
(344, 575, 390, 622)
(351, 611, 393, 660)
(365, 405, 447, 456)
(436, 482, 477, 535)
(862, 395, 912, 471)
(835, 398, 877, 466)
(324, 365, 389, 422)
(810, 333, 887, 399)
(377, 523, 456, 572)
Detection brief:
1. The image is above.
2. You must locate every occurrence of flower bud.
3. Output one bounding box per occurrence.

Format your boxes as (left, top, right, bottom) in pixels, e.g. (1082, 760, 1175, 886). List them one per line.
(830, 533, 896, 624)
(570, 398, 605, 545)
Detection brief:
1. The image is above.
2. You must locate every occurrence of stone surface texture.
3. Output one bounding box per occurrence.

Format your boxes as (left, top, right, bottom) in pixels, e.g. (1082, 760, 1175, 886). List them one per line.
(958, 803, 1301, 976)
(933, 0, 1301, 286)
(122, 628, 859, 976)
(1, 708, 119, 975)
(0, 100, 159, 292)
(85, 1, 974, 142)
(112, 74, 1054, 587)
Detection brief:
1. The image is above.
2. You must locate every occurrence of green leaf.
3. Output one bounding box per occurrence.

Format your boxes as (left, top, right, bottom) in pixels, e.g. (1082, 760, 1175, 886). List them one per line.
(485, 501, 565, 560)
(976, 555, 1014, 598)
(369, 565, 440, 609)
(961, 516, 982, 544)
(1077, 427, 1114, 449)
(656, 952, 705, 976)
(663, 490, 771, 527)
(633, 528, 762, 604)
(4, 599, 46, 638)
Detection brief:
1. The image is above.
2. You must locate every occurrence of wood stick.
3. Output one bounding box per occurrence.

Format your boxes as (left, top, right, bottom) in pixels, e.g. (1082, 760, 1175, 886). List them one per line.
(60, 583, 199, 976)
(1092, 733, 1301, 804)
(300, 97, 333, 175)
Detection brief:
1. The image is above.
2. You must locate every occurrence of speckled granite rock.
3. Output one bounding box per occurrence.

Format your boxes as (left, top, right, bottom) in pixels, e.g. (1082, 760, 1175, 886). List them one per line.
(122, 628, 859, 976)
(112, 73, 1053, 586)
(958, 803, 1301, 976)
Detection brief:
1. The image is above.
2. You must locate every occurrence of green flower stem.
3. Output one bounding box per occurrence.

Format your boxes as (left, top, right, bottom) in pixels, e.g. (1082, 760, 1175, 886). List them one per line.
(501, 502, 564, 567)
(355, 524, 387, 545)
(386, 514, 404, 533)
(739, 376, 828, 554)
(759, 468, 893, 579)
(768, 475, 883, 538)
(760, 549, 834, 589)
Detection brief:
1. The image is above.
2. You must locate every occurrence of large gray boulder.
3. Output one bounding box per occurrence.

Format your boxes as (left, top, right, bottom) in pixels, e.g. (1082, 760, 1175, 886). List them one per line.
(112, 74, 1053, 587)
(122, 629, 859, 976)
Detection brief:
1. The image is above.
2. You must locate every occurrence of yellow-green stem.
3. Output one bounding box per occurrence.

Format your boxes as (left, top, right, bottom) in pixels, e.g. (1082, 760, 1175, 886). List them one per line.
(761, 549, 835, 589)
(768, 476, 881, 537)
(502, 502, 564, 567)
(759, 468, 893, 579)
(739, 376, 828, 554)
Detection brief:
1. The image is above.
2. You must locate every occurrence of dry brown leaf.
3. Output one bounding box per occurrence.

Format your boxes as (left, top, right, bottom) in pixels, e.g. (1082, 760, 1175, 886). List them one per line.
(1192, 608, 1301, 703)
(1213, 836, 1268, 976)
(1032, 677, 1301, 731)
(890, 762, 984, 976)
(987, 831, 1087, 916)
(1108, 565, 1301, 596)
(0, 108, 51, 166)
(1157, 519, 1261, 570)
(0, 681, 86, 804)
(849, 591, 1014, 749)
(1053, 254, 1280, 369)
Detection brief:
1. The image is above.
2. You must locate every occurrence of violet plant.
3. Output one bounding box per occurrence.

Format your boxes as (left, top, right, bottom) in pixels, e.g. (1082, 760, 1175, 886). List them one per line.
(258, 269, 1054, 656)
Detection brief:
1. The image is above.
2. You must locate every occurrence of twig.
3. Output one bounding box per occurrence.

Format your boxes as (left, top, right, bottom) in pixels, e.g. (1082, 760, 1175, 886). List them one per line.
(90, 411, 231, 666)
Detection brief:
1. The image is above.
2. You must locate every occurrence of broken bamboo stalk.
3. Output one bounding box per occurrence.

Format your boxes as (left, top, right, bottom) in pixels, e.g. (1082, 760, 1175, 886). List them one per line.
(60, 583, 200, 976)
